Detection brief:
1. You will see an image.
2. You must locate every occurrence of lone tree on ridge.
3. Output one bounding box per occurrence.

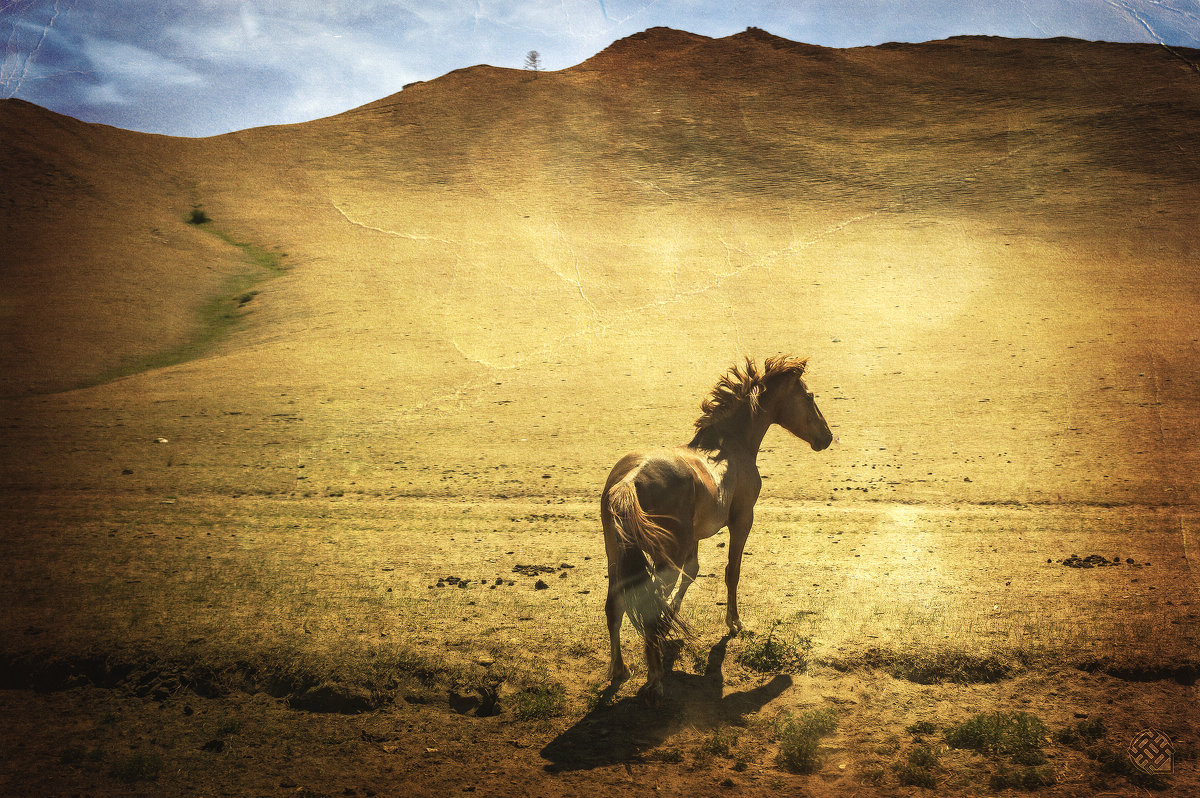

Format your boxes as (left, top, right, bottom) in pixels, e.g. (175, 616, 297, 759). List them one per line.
(524, 50, 541, 77)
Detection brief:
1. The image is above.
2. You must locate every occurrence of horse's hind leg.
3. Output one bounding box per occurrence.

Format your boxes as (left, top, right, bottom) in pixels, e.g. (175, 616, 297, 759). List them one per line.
(670, 544, 699, 614)
(639, 618, 665, 706)
(605, 575, 630, 683)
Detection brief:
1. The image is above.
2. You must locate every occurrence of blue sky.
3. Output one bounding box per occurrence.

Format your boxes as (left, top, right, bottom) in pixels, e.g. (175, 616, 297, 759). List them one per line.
(2, 0, 1198, 137)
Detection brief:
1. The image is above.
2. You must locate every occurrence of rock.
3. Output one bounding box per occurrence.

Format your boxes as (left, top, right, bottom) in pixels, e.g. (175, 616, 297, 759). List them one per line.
(513, 564, 557, 577)
(534, 579, 549, 590)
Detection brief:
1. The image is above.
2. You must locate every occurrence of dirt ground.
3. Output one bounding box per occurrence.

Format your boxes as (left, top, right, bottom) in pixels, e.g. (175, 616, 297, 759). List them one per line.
(2, 28, 1199, 797)
(0, 496, 1197, 796)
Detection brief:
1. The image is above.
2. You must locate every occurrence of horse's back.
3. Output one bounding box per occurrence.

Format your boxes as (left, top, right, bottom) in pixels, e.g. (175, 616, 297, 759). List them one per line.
(603, 448, 707, 531)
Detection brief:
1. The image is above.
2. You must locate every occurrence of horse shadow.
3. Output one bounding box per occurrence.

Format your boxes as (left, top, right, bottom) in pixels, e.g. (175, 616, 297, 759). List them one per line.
(540, 634, 792, 772)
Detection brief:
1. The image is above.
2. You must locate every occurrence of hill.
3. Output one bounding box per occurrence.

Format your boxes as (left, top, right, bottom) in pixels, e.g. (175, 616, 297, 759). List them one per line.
(1, 27, 1197, 506)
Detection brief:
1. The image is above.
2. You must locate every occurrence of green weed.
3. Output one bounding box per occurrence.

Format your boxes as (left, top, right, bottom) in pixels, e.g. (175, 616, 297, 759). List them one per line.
(655, 747, 684, 763)
(1054, 716, 1107, 748)
(1089, 745, 1171, 791)
(895, 745, 940, 788)
(775, 707, 838, 773)
(512, 681, 566, 720)
(738, 620, 811, 674)
(945, 711, 1047, 764)
(698, 726, 740, 757)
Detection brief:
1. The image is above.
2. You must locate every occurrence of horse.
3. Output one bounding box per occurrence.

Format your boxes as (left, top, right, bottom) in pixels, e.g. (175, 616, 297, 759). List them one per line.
(601, 355, 833, 704)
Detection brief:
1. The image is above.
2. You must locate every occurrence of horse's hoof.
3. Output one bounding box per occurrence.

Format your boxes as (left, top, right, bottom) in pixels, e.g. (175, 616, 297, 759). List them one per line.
(726, 619, 744, 636)
(637, 681, 664, 708)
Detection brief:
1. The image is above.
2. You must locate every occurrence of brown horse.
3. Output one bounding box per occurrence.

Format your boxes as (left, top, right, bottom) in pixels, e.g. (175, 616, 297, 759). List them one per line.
(601, 355, 832, 703)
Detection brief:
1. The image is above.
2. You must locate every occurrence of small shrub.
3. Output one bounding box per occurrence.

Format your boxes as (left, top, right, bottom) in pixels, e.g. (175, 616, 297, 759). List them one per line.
(738, 620, 811, 673)
(110, 752, 163, 783)
(946, 711, 1047, 763)
(655, 747, 684, 763)
(1089, 745, 1171, 790)
(895, 746, 939, 788)
(187, 207, 210, 225)
(775, 708, 838, 773)
(512, 681, 566, 720)
(908, 745, 939, 769)
(907, 720, 938, 736)
(897, 762, 938, 788)
(1055, 716, 1107, 748)
(215, 718, 243, 737)
(699, 726, 740, 757)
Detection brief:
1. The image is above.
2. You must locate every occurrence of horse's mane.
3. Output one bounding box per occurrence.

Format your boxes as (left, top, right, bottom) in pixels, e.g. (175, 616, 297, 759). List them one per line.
(694, 355, 808, 432)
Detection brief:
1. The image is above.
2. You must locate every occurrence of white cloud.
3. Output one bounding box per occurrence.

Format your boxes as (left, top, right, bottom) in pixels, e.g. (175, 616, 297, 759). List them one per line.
(82, 37, 204, 87)
(82, 80, 126, 106)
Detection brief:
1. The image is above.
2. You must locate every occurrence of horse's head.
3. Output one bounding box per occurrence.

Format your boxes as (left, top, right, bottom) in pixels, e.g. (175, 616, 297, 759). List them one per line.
(771, 370, 833, 452)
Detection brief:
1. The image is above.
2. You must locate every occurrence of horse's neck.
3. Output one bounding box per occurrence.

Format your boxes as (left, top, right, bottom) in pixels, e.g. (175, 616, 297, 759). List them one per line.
(689, 411, 773, 462)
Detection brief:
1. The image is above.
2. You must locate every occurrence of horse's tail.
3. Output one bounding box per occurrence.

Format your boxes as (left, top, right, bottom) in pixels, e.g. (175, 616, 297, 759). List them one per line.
(606, 478, 691, 642)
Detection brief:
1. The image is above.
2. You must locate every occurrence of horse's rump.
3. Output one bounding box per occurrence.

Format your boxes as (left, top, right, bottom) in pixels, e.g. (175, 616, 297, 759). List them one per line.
(604, 470, 691, 641)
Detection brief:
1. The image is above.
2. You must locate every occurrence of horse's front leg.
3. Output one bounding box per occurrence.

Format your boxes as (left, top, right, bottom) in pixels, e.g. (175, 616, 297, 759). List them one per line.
(724, 509, 753, 635)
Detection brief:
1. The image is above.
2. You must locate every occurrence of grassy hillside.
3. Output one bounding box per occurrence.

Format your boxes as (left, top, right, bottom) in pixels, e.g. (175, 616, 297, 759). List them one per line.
(2, 29, 1197, 505)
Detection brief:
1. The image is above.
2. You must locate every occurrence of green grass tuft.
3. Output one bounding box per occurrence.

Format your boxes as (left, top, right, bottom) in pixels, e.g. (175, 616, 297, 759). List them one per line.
(775, 707, 838, 773)
(946, 711, 1047, 763)
(698, 726, 740, 757)
(1054, 716, 1107, 748)
(1089, 745, 1172, 790)
(655, 747, 684, 763)
(738, 620, 811, 674)
(511, 681, 566, 720)
(895, 745, 940, 788)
